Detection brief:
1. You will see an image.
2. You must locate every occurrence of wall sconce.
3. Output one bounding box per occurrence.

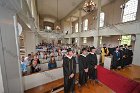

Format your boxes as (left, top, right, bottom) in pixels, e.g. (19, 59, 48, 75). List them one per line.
(118, 39, 122, 41)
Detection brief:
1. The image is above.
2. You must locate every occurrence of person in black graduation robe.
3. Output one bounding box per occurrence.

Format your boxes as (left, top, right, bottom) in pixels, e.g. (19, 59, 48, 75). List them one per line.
(112, 46, 121, 69)
(87, 46, 98, 83)
(78, 48, 88, 86)
(123, 44, 129, 66)
(63, 48, 76, 93)
(127, 45, 133, 65)
(119, 45, 125, 69)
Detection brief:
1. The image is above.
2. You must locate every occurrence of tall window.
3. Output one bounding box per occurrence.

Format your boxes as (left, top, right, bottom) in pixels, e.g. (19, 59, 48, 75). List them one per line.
(121, 35, 131, 45)
(122, 0, 138, 22)
(100, 12, 105, 27)
(75, 23, 79, 32)
(83, 19, 88, 31)
(83, 37, 87, 44)
(75, 38, 78, 43)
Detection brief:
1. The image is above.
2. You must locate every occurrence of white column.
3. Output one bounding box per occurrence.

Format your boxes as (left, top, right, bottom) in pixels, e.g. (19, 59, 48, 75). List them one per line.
(0, 66, 4, 93)
(68, 38, 72, 44)
(77, 10, 82, 46)
(93, 0, 101, 48)
(133, 34, 140, 66)
(0, 6, 23, 93)
(24, 31, 36, 56)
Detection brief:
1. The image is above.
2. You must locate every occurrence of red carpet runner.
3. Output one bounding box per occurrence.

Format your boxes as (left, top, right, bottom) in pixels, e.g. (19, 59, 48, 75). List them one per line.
(97, 66, 140, 93)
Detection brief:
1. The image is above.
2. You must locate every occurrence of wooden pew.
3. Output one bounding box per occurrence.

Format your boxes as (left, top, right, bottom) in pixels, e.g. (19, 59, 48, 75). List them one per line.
(24, 74, 79, 93)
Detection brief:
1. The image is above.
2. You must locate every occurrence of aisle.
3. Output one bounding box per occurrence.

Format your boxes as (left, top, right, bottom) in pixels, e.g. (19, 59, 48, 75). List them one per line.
(58, 81, 114, 93)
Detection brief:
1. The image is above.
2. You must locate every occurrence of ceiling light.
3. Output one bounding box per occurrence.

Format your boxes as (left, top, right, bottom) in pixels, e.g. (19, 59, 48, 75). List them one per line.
(55, 0, 61, 30)
(83, 0, 96, 13)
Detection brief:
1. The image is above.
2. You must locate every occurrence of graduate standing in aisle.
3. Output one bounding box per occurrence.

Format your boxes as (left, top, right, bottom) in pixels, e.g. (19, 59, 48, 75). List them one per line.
(127, 45, 133, 65)
(63, 48, 76, 93)
(112, 46, 121, 69)
(119, 45, 125, 69)
(78, 48, 88, 87)
(87, 46, 98, 84)
(123, 44, 129, 66)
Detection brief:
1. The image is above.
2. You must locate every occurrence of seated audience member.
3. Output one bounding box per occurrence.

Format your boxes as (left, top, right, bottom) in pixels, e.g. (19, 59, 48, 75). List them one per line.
(30, 56, 41, 73)
(31, 52, 34, 59)
(48, 56, 57, 69)
(24, 54, 32, 66)
(43, 53, 48, 60)
(21, 56, 27, 75)
(112, 46, 121, 69)
(57, 49, 62, 61)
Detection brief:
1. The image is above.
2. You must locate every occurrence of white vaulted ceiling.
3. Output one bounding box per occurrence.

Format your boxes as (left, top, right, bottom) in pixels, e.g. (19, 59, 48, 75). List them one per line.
(36, 0, 113, 22)
(37, 0, 84, 20)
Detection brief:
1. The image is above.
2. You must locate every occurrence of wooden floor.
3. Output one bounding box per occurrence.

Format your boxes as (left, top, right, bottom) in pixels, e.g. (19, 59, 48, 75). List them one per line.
(58, 81, 114, 93)
(25, 65, 140, 93)
(114, 65, 140, 83)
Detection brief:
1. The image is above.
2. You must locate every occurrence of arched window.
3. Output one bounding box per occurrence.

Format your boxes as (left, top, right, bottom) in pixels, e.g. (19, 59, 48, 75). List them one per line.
(83, 19, 88, 31)
(100, 12, 105, 27)
(122, 0, 138, 22)
(75, 23, 79, 32)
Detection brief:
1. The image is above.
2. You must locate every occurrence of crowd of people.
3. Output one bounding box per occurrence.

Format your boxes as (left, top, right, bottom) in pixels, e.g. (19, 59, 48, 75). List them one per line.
(20, 41, 133, 92)
(100, 44, 133, 69)
(63, 44, 133, 93)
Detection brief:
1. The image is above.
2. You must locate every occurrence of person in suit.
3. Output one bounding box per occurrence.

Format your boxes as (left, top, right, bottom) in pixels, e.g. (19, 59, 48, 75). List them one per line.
(87, 46, 98, 84)
(63, 48, 76, 93)
(78, 48, 88, 87)
(112, 46, 121, 69)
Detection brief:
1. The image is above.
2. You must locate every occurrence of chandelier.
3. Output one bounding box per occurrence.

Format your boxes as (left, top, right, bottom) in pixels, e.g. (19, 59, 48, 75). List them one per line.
(83, 0, 96, 13)
(55, 0, 61, 30)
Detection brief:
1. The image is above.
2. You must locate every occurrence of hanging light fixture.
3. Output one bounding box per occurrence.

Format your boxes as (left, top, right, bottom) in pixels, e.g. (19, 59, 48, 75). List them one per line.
(83, 0, 96, 13)
(55, 0, 61, 30)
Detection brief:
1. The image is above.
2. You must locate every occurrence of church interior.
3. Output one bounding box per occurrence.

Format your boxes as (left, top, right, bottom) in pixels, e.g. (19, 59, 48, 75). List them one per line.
(0, 0, 140, 93)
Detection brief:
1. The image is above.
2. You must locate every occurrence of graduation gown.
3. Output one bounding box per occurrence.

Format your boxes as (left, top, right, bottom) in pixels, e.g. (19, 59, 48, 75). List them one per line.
(119, 49, 124, 68)
(123, 48, 129, 66)
(87, 53, 97, 80)
(112, 51, 121, 69)
(128, 49, 133, 65)
(78, 54, 88, 86)
(63, 55, 76, 93)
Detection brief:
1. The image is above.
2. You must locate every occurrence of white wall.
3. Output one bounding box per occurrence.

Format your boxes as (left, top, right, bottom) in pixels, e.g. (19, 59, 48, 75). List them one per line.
(62, 21, 72, 34)
(102, 36, 120, 47)
(133, 35, 140, 66)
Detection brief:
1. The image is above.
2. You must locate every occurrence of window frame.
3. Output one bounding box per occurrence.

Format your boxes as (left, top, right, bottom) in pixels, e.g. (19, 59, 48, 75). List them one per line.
(83, 19, 88, 31)
(122, 0, 138, 22)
